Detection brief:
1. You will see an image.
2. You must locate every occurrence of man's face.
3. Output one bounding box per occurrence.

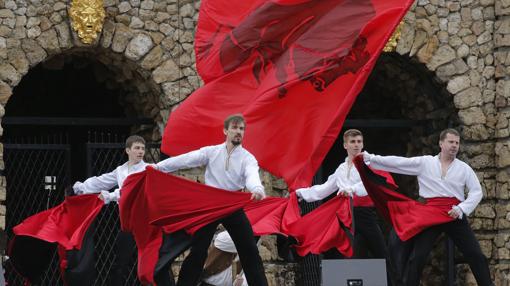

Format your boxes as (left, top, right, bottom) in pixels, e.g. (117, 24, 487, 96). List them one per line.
(439, 133, 460, 157)
(343, 135, 363, 157)
(126, 142, 146, 163)
(224, 121, 245, 146)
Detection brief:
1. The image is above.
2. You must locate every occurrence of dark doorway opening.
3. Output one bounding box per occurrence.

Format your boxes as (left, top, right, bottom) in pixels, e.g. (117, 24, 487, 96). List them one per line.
(3, 56, 156, 286)
(4, 57, 134, 182)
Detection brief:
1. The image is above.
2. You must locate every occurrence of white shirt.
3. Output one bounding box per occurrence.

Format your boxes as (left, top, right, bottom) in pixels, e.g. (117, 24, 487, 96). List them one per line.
(156, 143, 265, 196)
(368, 154, 483, 216)
(73, 160, 148, 203)
(202, 231, 248, 286)
(203, 265, 233, 286)
(296, 157, 368, 202)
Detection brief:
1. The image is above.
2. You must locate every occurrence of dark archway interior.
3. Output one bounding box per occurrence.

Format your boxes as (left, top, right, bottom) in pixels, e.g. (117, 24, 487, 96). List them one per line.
(3, 56, 131, 182)
(6, 58, 125, 118)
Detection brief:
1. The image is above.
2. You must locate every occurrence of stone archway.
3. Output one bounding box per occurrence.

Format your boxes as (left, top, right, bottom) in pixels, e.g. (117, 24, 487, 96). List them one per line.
(1, 0, 509, 285)
(0, 0, 201, 234)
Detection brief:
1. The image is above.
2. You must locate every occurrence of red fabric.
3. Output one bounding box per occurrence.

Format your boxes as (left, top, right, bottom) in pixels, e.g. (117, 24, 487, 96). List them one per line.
(12, 194, 103, 250)
(162, 0, 415, 190)
(286, 196, 353, 257)
(119, 170, 163, 285)
(389, 197, 459, 241)
(9, 195, 103, 284)
(353, 154, 407, 222)
(121, 168, 307, 261)
(280, 192, 302, 235)
(245, 192, 301, 236)
(244, 197, 289, 236)
(353, 194, 374, 207)
(143, 167, 252, 234)
(353, 155, 458, 241)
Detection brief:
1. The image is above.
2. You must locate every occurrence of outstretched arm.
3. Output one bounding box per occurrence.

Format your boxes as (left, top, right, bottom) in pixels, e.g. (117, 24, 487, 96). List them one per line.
(156, 148, 209, 173)
(73, 169, 118, 195)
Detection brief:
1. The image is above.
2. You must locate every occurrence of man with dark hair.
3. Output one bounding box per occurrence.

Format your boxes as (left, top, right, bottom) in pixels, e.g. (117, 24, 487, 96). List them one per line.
(223, 113, 245, 130)
(156, 113, 268, 286)
(73, 135, 174, 285)
(74, 134, 146, 205)
(363, 128, 493, 286)
(296, 129, 393, 284)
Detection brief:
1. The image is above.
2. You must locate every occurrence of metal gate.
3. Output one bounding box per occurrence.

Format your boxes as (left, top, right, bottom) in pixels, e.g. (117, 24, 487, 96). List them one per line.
(4, 143, 71, 285)
(85, 142, 160, 286)
(4, 134, 160, 286)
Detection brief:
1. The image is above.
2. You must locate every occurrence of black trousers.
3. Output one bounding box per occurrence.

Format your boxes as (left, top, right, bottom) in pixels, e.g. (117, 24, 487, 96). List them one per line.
(353, 207, 394, 286)
(110, 231, 137, 286)
(405, 217, 492, 286)
(353, 207, 388, 259)
(388, 229, 413, 286)
(154, 231, 194, 286)
(176, 210, 268, 286)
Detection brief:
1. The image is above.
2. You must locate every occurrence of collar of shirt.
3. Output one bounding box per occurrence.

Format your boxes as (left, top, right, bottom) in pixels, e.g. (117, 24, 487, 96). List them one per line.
(118, 160, 147, 186)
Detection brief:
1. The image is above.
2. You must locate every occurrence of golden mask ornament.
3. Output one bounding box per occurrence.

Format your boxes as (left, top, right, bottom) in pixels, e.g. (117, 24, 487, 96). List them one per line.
(69, 0, 106, 44)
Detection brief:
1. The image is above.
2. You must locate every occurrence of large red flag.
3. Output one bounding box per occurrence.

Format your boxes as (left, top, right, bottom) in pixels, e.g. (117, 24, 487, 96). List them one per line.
(162, 0, 414, 189)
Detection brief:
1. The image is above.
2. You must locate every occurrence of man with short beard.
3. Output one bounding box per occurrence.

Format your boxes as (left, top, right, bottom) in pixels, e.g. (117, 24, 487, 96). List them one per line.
(156, 114, 268, 286)
(363, 128, 493, 286)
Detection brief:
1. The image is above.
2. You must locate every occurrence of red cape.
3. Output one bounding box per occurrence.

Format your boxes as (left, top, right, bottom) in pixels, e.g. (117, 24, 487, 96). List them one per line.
(286, 196, 353, 257)
(12, 194, 103, 250)
(124, 167, 300, 237)
(353, 155, 457, 241)
(119, 170, 166, 285)
(143, 167, 253, 234)
(9, 195, 104, 284)
(388, 198, 459, 241)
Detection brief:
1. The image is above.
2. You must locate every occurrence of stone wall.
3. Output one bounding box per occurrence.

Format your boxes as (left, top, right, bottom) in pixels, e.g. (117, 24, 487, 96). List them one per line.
(0, 0, 509, 285)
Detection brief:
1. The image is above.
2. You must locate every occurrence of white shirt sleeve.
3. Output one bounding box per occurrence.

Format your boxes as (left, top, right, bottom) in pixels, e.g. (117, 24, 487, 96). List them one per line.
(73, 169, 118, 195)
(297, 172, 338, 202)
(244, 155, 265, 196)
(156, 148, 209, 173)
(457, 167, 483, 216)
(369, 155, 424, 176)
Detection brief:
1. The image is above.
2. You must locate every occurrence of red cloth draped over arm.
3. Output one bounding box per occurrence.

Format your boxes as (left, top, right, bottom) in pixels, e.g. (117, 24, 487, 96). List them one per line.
(353, 154, 457, 241)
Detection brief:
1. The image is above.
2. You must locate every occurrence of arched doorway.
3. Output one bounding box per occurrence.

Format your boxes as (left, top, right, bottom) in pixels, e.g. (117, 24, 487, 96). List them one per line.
(3, 54, 159, 285)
